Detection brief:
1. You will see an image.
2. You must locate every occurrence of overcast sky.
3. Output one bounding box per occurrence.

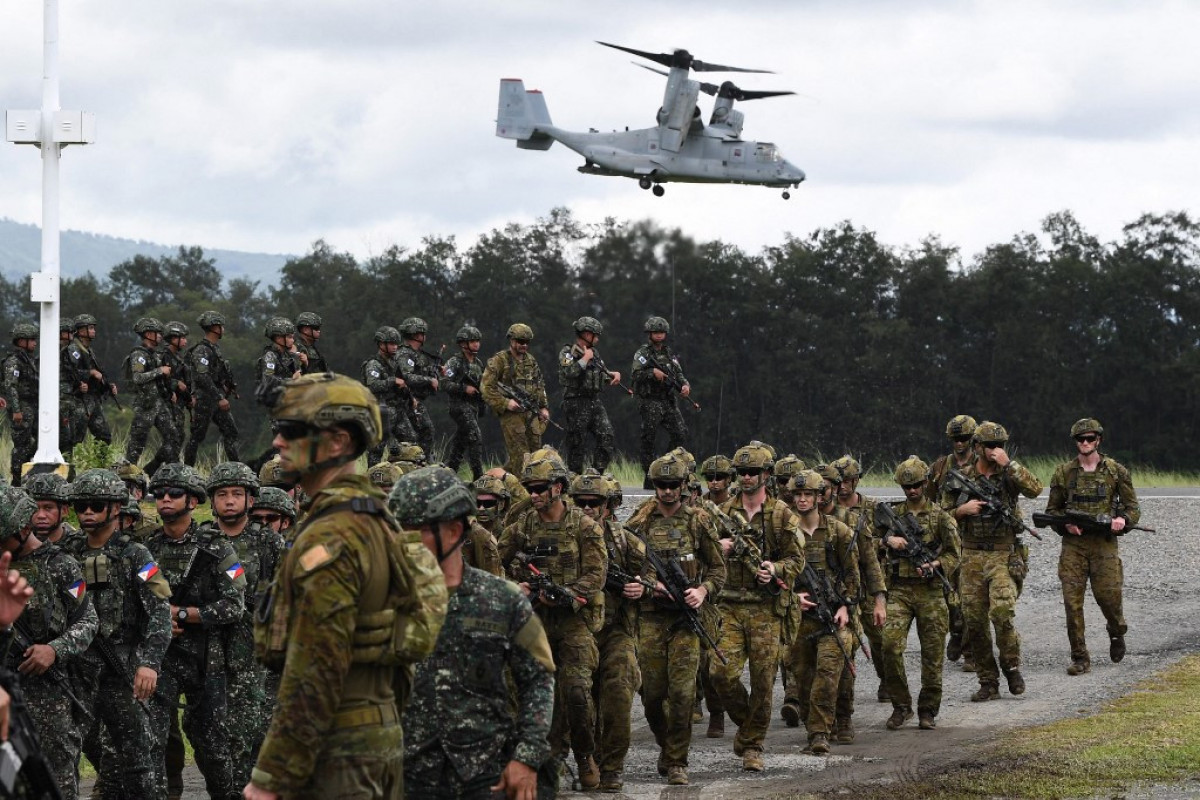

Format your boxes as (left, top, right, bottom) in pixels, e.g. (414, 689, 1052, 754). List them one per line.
(2, 1, 1197, 266)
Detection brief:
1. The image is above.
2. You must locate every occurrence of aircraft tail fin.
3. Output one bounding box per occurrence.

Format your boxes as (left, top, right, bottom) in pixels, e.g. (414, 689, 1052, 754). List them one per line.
(496, 79, 554, 151)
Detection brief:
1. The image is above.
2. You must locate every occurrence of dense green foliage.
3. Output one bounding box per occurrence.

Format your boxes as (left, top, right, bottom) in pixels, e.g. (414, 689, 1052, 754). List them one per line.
(4, 208, 1197, 470)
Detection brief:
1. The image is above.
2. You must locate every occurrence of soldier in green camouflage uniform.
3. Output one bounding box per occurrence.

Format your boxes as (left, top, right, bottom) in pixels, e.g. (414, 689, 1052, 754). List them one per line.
(712, 443, 804, 771)
(395, 317, 441, 455)
(25, 472, 80, 551)
(631, 316, 692, 482)
(157, 321, 194, 476)
(250, 486, 296, 536)
(64, 314, 118, 448)
(144, 463, 246, 800)
(497, 452, 607, 790)
(184, 311, 241, 465)
(203, 463, 285, 784)
(942, 421, 1042, 701)
(1047, 418, 1141, 676)
(443, 325, 487, 480)
(927, 415, 978, 668)
(625, 454, 726, 786)
(254, 317, 303, 425)
(1, 484, 99, 800)
(362, 326, 417, 464)
(785, 470, 860, 755)
(124, 317, 181, 470)
(59, 318, 82, 452)
(392, 465, 555, 799)
(877, 456, 960, 731)
(2, 323, 39, 482)
(558, 316, 621, 474)
(482, 323, 552, 475)
(248, 373, 447, 800)
(293, 312, 327, 374)
(64, 469, 172, 800)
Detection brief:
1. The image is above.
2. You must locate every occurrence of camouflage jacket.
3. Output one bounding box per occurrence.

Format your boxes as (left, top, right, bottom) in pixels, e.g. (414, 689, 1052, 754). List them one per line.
(464, 521, 502, 577)
(186, 338, 235, 401)
(5, 543, 98, 667)
(62, 531, 172, 670)
(481, 349, 548, 417)
(64, 336, 110, 397)
(124, 343, 168, 403)
(801, 513, 861, 613)
(1047, 454, 1140, 528)
(718, 495, 805, 597)
(625, 503, 727, 608)
(497, 504, 608, 618)
(878, 500, 960, 583)
(404, 566, 554, 781)
(294, 337, 327, 374)
(362, 352, 402, 406)
(395, 344, 440, 401)
(157, 342, 192, 406)
(830, 505, 887, 598)
(204, 520, 285, 623)
(941, 459, 1042, 544)
(255, 344, 301, 407)
(1, 348, 38, 413)
(558, 342, 608, 399)
(630, 343, 687, 401)
(442, 353, 485, 410)
(600, 518, 648, 631)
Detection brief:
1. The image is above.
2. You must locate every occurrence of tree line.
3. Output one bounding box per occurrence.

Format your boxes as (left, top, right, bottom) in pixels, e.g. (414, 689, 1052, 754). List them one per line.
(1, 207, 1196, 470)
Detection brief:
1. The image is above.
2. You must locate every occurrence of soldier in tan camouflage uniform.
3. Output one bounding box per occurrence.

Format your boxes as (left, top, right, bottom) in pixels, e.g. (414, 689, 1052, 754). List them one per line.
(482, 323, 551, 475)
(1046, 418, 1141, 676)
(927, 414, 978, 669)
(701, 454, 735, 505)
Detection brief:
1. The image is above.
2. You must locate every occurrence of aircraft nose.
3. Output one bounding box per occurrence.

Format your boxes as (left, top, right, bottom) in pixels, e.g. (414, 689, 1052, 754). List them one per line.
(784, 162, 806, 183)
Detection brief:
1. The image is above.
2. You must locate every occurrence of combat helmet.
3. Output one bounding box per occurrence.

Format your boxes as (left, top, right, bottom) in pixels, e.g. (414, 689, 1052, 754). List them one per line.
(23, 472, 70, 504)
(572, 316, 603, 336)
(110, 459, 149, 497)
(733, 442, 774, 471)
(945, 414, 978, 439)
(815, 463, 842, 485)
(472, 474, 510, 501)
(666, 446, 697, 474)
(150, 463, 207, 503)
(773, 454, 808, 483)
(133, 317, 164, 336)
(206, 461, 260, 497)
(973, 421, 1009, 445)
(647, 454, 688, 483)
(10, 322, 37, 343)
(700, 455, 734, 479)
(264, 317, 296, 339)
(893, 456, 930, 487)
(259, 455, 288, 488)
(164, 321, 189, 340)
(197, 310, 226, 330)
(374, 325, 401, 345)
(120, 497, 143, 522)
(789, 469, 825, 494)
(70, 468, 129, 503)
(832, 455, 862, 482)
(269, 373, 383, 469)
(295, 312, 322, 329)
(368, 461, 404, 491)
(605, 474, 624, 508)
(0, 487, 37, 543)
(390, 442, 427, 467)
(59, 319, 74, 335)
(455, 325, 481, 343)
(73, 313, 97, 330)
(521, 451, 569, 488)
(254, 487, 297, 522)
(389, 465, 477, 527)
(1070, 418, 1104, 438)
(399, 317, 428, 337)
(644, 316, 670, 334)
(568, 471, 609, 499)
(506, 323, 534, 341)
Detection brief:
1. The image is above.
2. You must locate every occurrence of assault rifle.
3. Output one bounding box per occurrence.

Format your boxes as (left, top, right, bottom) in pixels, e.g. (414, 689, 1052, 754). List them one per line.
(0, 670, 64, 800)
(873, 502, 955, 594)
(590, 355, 634, 396)
(497, 383, 565, 431)
(8, 621, 91, 723)
(92, 635, 152, 718)
(515, 548, 588, 608)
(640, 546, 727, 665)
(794, 562, 857, 677)
(660, 372, 701, 411)
(944, 468, 1042, 541)
(604, 562, 658, 596)
(1032, 510, 1155, 536)
(728, 527, 786, 596)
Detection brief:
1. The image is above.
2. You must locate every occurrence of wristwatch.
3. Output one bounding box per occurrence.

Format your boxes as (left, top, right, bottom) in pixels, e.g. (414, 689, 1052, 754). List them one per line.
(177, 608, 189, 622)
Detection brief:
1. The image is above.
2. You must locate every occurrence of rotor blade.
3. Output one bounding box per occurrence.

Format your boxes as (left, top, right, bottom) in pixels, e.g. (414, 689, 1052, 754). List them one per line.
(690, 58, 773, 74)
(633, 62, 670, 78)
(598, 41, 674, 69)
(735, 89, 795, 101)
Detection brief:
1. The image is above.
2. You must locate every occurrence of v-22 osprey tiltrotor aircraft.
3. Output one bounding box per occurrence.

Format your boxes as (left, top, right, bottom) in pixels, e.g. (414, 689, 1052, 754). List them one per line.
(496, 41, 806, 198)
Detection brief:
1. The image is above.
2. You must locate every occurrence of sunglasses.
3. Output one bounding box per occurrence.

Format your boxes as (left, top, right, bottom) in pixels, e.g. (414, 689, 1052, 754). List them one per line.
(979, 441, 1005, 449)
(512, 338, 531, 346)
(476, 498, 500, 509)
(702, 473, 728, 481)
(252, 513, 283, 524)
(72, 500, 110, 514)
(275, 420, 314, 441)
(152, 487, 187, 500)
(736, 467, 763, 477)
(900, 481, 925, 491)
(524, 483, 553, 496)
(952, 435, 973, 443)
(574, 497, 606, 509)
(1074, 434, 1099, 443)
(653, 480, 683, 491)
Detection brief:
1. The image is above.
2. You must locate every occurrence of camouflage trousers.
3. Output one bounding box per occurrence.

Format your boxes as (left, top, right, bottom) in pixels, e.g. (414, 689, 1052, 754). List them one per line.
(541, 606, 599, 760)
(562, 396, 615, 474)
(961, 546, 1021, 686)
(403, 400, 435, 455)
(77, 651, 158, 800)
(498, 412, 545, 475)
(369, 402, 417, 465)
(710, 602, 781, 753)
(637, 610, 701, 768)
(789, 615, 856, 738)
(24, 670, 85, 799)
(274, 716, 404, 800)
(836, 602, 885, 719)
(1058, 535, 1126, 662)
(947, 560, 972, 660)
(150, 648, 239, 800)
(125, 396, 181, 468)
(592, 622, 641, 774)
(7, 404, 36, 481)
(60, 394, 81, 452)
(446, 403, 485, 479)
(71, 393, 113, 447)
(700, 647, 725, 715)
(636, 398, 687, 473)
(184, 393, 239, 464)
(227, 622, 272, 785)
(882, 580, 948, 717)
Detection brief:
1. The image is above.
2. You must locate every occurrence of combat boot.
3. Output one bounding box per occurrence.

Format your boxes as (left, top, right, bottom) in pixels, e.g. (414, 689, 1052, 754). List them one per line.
(1004, 668, 1026, 695)
(599, 771, 623, 793)
(667, 765, 689, 786)
(692, 697, 704, 723)
(577, 755, 600, 791)
(886, 706, 913, 730)
(876, 685, 890, 703)
(918, 712, 937, 730)
(1067, 658, 1091, 676)
(781, 701, 801, 728)
(946, 631, 963, 662)
(961, 654, 976, 672)
(971, 682, 1000, 702)
(1110, 635, 1126, 663)
(833, 716, 855, 744)
(657, 750, 668, 777)
(809, 734, 830, 755)
(742, 748, 764, 771)
(707, 711, 725, 738)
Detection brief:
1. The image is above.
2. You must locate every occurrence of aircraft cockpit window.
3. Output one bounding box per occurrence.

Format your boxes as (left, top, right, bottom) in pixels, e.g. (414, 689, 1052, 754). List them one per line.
(755, 144, 780, 162)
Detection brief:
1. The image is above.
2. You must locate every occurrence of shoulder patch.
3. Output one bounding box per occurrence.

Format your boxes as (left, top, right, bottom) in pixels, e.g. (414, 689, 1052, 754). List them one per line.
(198, 356, 209, 366)
(636, 354, 648, 365)
(299, 544, 335, 572)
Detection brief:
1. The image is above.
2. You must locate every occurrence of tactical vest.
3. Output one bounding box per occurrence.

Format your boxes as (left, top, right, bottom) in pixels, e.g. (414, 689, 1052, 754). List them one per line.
(216, 522, 278, 618)
(512, 505, 604, 630)
(443, 355, 484, 409)
(956, 468, 1021, 544)
(1063, 458, 1121, 517)
(559, 343, 605, 398)
(123, 344, 164, 400)
(885, 502, 949, 583)
(74, 534, 137, 641)
(640, 506, 704, 601)
(13, 546, 74, 645)
(396, 345, 438, 401)
(632, 345, 681, 400)
(719, 497, 790, 594)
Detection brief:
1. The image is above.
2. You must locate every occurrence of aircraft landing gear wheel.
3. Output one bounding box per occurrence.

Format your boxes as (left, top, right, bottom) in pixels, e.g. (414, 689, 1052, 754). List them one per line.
(639, 177, 652, 190)
(782, 191, 791, 200)
(652, 184, 665, 197)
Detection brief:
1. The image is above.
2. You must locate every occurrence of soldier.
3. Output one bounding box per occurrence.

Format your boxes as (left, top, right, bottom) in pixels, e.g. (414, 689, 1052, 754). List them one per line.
(394, 465, 554, 799)
(362, 326, 417, 464)
(482, 323, 551, 475)
(124, 317, 181, 472)
(630, 316, 692, 487)
(473, 473, 512, 538)
(249, 486, 297, 536)
(1046, 418, 1141, 676)
(624, 453, 726, 786)
(144, 463, 246, 800)
(184, 310, 241, 465)
(203, 462, 285, 784)
(60, 318, 82, 451)
(496, 452, 606, 790)
(64, 313, 119, 448)
(119, 497, 144, 534)
(367, 460, 404, 496)
(773, 454, 807, 505)
(1, 484, 99, 799)
(712, 443, 804, 771)
(928, 414, 978, 667)
(111, 459, 161, 540)
(255, 317, 303, 406)
(293, 312, 327, 374)
(876, 456, 961, 731)
(558, 316, 622, 474)
(786, 470, 859, 755)
(391, 441, 428, 475)
(247, 372, 448, 800)
(442, 325, 487, 479)
(2, 322, 39, 483)
(701, 454, 735, 505)
(25, 472, 82, 549)
(395, 317, 441, 455)
(942, 421, 1042, 701)
(64, 469, 171, 800)
(158, 321, 194, 475)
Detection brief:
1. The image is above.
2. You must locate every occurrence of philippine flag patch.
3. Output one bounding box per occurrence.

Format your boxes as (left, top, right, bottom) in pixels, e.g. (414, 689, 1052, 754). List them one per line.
(67, 579, 86, 600)
(226, 563, 245, 581)
(138, 563, 159, 582)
